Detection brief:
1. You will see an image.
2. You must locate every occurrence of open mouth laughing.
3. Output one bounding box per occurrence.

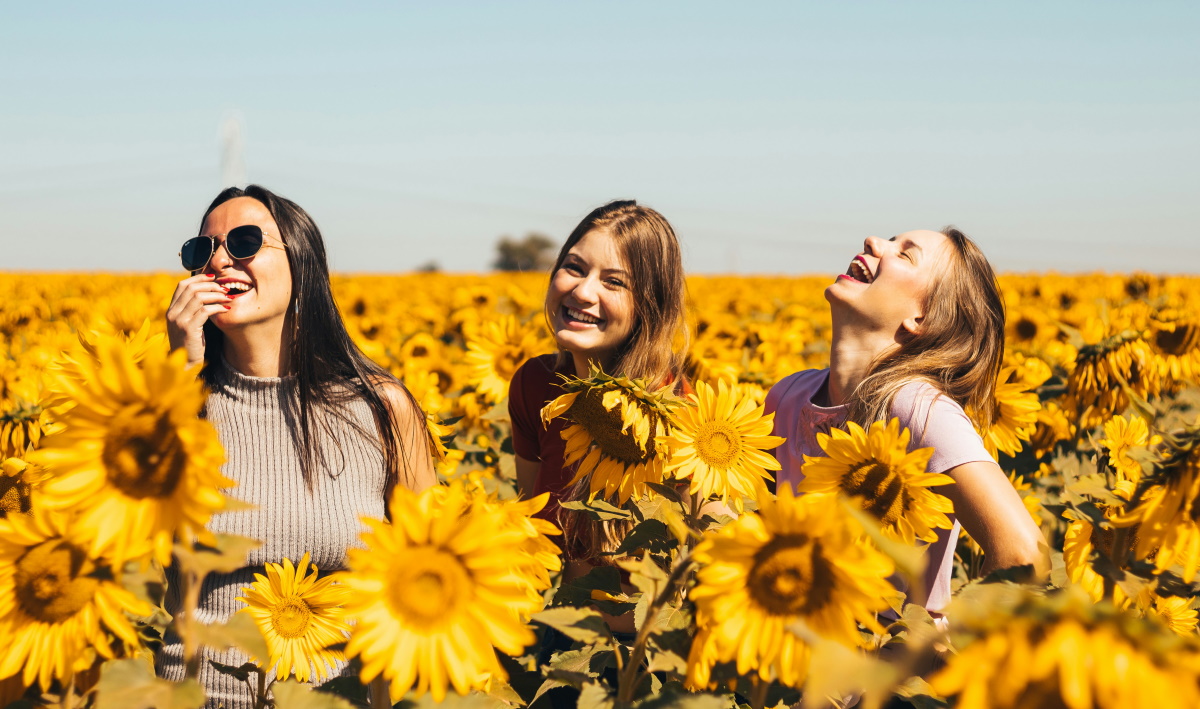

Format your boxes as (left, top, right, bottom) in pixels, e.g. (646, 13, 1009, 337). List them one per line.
(843, 256, 874, 284)
(562, 306, 602, 326)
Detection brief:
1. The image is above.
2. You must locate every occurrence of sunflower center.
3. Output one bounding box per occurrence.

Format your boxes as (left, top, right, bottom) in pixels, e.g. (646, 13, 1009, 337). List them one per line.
(1014, 318, 1038, 341)
(1, 475, 31, 515)
(386, 550, 471, 629)
(842, 460, 911, 526)
(571, 389, 652, 464)
(14, 539, 101, 623)
(493, 346, 525, 381)
(747, 535, 835, 616)
(1155, 323, 1200, 356)
(695, 421, 741, 469)
(102, 404, 187, 499)
(271, 597, 313, 638)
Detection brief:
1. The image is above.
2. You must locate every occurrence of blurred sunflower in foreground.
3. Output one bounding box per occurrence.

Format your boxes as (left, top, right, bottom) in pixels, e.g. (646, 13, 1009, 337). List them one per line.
(237, 552, 349, 683)
(463, 315, 552, 403)
(541, 366, 681, 504)
(338, 482, 559, 702)
(30, 333, 232, 567)
(0, 507, 151, 690)
(661, 379, 784, 511)
(799, 418, 954, 545)
(686, 488, 896, 690)
(931, 586, 1200, 709)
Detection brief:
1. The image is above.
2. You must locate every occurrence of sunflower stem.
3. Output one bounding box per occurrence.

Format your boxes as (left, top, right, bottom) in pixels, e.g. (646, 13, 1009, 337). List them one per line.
(179, 563, 204, 680)
(254, 668, 268, 709)
(749, 674, 771, 709)
(614, 555, 694, 705)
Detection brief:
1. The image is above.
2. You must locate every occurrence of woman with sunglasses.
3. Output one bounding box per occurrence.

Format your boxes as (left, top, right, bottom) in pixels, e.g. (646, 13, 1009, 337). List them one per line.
(159, 185, 436, 706)
(767, 228, 1047, 618)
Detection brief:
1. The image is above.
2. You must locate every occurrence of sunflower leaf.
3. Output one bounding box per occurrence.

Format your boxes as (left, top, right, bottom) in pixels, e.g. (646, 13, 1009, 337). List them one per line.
(577, 682, 616, 709)
(532, 607, 612, 645)
(174, 533, 261, 577)
(272, 680, 357, 709)
(192, 611, 269, 663)
(645, 482, 685, 503)
(207, 661, 257, 682)
(612, 519, 673, 555)
(561, 499, 633, 521)
(554, 565, 635, 615)
(95, 658, 206, 709)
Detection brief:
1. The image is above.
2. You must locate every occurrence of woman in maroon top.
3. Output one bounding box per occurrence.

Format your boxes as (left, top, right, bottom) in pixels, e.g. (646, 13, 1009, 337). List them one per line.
(508, 199, 689, 548)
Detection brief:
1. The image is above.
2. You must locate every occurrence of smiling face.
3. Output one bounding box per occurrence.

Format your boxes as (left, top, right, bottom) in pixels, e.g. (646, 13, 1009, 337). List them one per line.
(201, 197, 293, 336)
(546, 228, 636, 371)
(825, 229, 955, 338)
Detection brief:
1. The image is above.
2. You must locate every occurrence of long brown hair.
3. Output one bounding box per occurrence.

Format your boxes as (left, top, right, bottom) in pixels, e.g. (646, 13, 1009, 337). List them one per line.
(550, 200, 689, 563)
(547, 200, 689, 389)
(845, 227, 1005, 429)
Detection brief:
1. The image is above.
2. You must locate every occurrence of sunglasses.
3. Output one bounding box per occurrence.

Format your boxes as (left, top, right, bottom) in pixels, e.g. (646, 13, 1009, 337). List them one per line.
(179, 225, 287, 272)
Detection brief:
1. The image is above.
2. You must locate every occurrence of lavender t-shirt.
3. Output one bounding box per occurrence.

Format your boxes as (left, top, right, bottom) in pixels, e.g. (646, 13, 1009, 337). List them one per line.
(764, 369, 994, 612)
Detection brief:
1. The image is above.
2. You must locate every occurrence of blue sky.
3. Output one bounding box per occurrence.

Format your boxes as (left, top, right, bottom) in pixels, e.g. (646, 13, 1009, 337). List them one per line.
(2, 1, 1197, 273)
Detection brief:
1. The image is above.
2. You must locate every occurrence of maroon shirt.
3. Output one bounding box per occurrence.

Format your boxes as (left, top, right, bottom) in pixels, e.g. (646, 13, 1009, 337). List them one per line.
(508, 354, 574, 523)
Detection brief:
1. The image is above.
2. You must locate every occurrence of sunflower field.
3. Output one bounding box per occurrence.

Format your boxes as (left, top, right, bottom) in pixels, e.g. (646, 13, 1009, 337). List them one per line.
(3, 271, 1200, 708)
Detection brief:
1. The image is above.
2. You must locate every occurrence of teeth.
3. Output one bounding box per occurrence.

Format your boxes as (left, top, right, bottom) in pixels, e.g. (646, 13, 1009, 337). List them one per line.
(567, 307, 600, 324)
(224, 282, 252, 292)
(848, 260, 873, 283)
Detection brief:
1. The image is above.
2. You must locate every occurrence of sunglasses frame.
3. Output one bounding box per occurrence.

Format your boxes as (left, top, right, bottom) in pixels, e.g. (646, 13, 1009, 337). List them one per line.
(179, 225, 287, 272)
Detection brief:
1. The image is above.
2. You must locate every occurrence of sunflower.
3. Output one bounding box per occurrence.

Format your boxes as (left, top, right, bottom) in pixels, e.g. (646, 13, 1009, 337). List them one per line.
(1028, 400, 1074, 460)
(660, 379, 784, 511)
(686, 488, 896, 689)
(1100, 414, 1157, 484)
(0, 507, 151, 690)
(462, 315, 551, 403)
(338, 482, 558, 702)
(0, 457, 35, 518)
(1139, 591, 1198, 636)
(799, 418, 954, 545)
(541, 366, 681, 504)
(0, 378, 60, 459)
(1113, 422, 1200, 581)
(1065, 318, 1155, 428)
(978, 367, 1041, 459)
(29, 335, 231, 567)
(930, 586, 1200, 709)
(237, 552, 349, 683)
(1147, 309, 1200, 385)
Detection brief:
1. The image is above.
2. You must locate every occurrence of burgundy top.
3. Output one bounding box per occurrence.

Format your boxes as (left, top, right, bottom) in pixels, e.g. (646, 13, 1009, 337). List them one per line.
(509, 354, 575, 523)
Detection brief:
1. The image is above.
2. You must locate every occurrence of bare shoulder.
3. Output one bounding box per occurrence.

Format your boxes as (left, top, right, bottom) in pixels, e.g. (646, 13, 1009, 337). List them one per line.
(369, 377, 422, 424)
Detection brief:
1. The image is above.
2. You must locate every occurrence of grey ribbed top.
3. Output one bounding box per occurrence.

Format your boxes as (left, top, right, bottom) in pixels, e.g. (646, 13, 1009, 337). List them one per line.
(157, 361, 387, 709)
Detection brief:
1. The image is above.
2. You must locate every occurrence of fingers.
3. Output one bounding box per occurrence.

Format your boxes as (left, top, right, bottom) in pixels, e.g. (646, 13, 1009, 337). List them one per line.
(168, 275, 230, 317)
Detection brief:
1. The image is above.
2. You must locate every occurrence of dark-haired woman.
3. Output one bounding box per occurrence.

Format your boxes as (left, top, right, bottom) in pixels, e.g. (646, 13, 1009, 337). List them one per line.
(508, 200, 689, 635)
(158, 186, 436, 706)
(767, 228, 1046, 617)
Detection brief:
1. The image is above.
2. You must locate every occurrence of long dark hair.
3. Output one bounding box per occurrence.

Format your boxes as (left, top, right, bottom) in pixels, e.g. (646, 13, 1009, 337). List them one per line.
(198, 185, 427, 492)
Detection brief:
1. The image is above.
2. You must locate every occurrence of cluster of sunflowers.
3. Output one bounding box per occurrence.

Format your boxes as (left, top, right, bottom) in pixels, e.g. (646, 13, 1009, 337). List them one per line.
(2, 271, 1200, 708)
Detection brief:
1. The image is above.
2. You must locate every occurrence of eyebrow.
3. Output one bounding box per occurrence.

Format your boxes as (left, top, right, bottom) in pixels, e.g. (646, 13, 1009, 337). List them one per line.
(888, 236, 924, 254)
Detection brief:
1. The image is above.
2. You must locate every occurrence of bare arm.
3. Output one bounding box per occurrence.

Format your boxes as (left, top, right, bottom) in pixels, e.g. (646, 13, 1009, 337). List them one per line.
(939, 459, 1049, 581)
(381, 384, 438, 495)
(515, 454, 540, 500)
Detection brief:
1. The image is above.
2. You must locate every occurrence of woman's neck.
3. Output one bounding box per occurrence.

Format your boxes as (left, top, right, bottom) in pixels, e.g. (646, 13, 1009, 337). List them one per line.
(825, 323, 894, 407)
(222, 326, 292, 378)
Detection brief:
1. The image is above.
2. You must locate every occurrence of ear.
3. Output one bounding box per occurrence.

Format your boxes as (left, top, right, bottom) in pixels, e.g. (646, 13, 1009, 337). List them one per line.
(901, 315, 924, 337)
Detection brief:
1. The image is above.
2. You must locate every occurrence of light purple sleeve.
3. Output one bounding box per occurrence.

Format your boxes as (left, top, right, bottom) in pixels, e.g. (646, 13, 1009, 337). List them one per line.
(890, 382, 995, 473)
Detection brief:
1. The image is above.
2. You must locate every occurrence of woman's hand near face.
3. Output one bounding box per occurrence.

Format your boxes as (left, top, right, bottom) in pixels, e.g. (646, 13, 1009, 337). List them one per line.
(939, 459, 1050, 581)
(166, 273, 231, 368)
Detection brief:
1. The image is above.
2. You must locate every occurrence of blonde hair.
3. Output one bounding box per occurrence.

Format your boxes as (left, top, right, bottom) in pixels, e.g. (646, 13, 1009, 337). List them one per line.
(547, 200, 689, 389)
(845, 227, 1005, 430)
(549, 200, 689, 563)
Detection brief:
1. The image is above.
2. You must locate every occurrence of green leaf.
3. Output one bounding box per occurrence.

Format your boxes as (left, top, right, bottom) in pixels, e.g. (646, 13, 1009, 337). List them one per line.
(530, 678, 576, 706)
(273, 680, 358, 709)
(95, 658, 207, 709)
(1066, 475, 1125, 506)
(192, 611, 270, 663)
(547, 645, 614, 679)
(560, 499, 633, 521)
(632, 687, 731, 709)
(553, 565, 636, 616)
(207, 660, 257, 682)
(619, 552, 669, 597)
(173, 534, 262, 578)
(315, 675, 371, 705)
(576, 682, 615, 709)
(980, 564, 1037, 585)
(532, 607, 611, 645)
(645, 482, 685, 504)
(612, 519, 673, 556)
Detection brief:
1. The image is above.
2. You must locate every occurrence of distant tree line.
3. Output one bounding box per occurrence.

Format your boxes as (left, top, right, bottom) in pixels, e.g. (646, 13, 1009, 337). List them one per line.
(493, 233, 558, 272)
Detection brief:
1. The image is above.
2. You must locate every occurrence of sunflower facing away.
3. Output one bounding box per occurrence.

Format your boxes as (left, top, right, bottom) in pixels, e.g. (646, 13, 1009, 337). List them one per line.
(799, 418, 954, 545)
(30, 334, 231, 567)
(541, 365, 681, 504)
(978, 366, 1041, 459)
(338, 482, 559, 702)
(686, 487, 896, 690)
(0, 507, 151, 690)
(462, 315, 552, 403)
(237, 552, 349, 683)
(661, 378, 784, 511)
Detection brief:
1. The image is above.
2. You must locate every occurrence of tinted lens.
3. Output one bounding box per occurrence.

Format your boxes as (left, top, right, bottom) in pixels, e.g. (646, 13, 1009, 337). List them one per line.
(226, 225, 264, 259)
(180, 236, 214, 271)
